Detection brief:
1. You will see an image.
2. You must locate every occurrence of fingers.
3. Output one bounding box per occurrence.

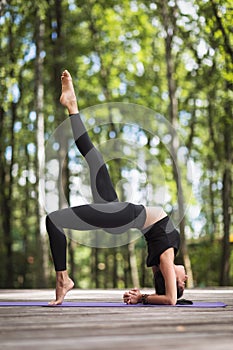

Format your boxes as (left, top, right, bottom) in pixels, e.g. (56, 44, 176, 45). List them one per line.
(128, 288, 140, 296)
(126, 288, 139, 293)
(123, 288, 140, 297)
(123, 296, 131, 304)
(123, 288, 141, 304)
(123, 291, 132, 304)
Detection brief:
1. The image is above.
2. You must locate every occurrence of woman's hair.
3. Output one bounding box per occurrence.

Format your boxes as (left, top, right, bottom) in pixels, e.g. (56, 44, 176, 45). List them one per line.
(154, 269, 183, 299)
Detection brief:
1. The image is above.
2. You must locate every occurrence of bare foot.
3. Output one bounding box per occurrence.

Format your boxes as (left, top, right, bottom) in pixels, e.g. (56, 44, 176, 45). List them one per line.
(49, 272, 74, 306)
(60, 70, 79, 114)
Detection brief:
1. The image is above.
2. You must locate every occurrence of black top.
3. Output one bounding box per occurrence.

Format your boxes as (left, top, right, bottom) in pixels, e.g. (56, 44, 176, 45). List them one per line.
(143, 216, 180, 267)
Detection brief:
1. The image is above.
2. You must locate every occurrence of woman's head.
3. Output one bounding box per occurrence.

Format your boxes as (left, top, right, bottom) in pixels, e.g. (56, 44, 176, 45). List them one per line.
(154, 265, 187, 299)
(175, 264, 188, 290)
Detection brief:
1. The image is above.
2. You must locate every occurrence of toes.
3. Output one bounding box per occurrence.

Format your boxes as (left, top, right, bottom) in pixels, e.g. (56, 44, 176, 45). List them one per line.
(48, 299, 62, 306)
(62, 69, 70, 77)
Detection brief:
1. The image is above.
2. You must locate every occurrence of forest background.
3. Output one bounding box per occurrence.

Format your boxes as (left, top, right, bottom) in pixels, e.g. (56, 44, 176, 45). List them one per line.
(0, 0, 232, 290)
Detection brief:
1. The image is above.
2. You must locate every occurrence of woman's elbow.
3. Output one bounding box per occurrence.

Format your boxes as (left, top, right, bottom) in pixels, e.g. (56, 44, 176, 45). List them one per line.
(166, 296, 177, 305)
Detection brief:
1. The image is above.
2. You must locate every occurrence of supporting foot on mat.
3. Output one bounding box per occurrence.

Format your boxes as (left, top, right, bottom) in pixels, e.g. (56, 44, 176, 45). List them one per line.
(49, 271, 74, 306)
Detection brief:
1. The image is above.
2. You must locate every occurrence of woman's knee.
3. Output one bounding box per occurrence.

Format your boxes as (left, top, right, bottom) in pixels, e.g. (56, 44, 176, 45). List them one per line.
(45, 212, 58, 233)
(45, 214, 52, 232)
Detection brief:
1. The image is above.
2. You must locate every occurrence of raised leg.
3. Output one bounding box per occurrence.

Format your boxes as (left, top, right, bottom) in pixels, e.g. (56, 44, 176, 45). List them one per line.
(61, 70, 118, 203)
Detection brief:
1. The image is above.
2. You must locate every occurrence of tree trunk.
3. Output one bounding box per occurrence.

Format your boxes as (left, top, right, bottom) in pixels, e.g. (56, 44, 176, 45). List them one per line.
(94, 247, 99, 288)
(0, 20, 17, 287)
(140, 242, 147, 288)
(35, 15, 48, 287)
(161, 1, 194, 287)
(21, 145, 30, 287)
(219, 89, 232, 286)
(112, 248, 118, 288)
(1, 103, 15, 287)
(128, 241, 140, 287)
(220, 168, 231, 285)
(0, 108, 6, 286)
(123, 246, 129, 288)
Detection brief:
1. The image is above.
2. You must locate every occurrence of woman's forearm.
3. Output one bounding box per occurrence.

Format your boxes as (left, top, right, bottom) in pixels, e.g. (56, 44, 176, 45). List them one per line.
(138, 293, 176, 305)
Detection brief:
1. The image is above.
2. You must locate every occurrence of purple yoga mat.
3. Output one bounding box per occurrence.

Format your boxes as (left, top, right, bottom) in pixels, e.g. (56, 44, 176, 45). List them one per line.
(0, 301, 227, 308)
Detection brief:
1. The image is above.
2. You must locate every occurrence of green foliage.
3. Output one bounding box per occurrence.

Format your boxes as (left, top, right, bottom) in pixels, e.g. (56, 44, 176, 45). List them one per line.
(0, 0, 232, 288)
(189, 239, 222, 287)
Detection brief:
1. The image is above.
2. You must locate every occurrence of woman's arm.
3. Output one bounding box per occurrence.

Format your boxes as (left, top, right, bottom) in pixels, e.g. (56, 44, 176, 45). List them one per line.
(157, 248, 177, 305)
(123, 289, 176, 305)
(123, 249, 177, 305)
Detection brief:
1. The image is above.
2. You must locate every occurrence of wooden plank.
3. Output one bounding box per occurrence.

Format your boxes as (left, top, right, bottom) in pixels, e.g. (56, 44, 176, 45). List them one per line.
(0, 289, 232, 350)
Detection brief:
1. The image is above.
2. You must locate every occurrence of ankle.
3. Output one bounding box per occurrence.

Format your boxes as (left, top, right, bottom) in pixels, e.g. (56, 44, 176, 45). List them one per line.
(67, 101, 79, 115)
(56, 270, 69, 281)
(68, 109, 79, 115)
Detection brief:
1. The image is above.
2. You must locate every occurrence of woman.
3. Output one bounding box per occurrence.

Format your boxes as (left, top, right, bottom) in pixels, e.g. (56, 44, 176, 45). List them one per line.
(46, 70, 188, 305)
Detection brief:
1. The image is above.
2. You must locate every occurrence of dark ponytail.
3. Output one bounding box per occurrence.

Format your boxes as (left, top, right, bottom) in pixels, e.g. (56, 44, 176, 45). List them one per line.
(154, 269, 183, 299)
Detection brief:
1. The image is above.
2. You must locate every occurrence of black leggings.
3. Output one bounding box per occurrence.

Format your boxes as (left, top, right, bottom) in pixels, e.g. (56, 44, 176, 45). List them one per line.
(46, 113, 146, 271)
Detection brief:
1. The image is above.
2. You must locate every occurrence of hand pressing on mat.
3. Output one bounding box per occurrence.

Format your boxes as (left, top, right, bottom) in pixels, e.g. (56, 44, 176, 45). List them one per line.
(123, 288, 142, 304)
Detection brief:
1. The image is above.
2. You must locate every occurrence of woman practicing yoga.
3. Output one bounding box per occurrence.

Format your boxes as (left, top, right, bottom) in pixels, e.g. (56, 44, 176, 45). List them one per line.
(46, 70, 188, 305)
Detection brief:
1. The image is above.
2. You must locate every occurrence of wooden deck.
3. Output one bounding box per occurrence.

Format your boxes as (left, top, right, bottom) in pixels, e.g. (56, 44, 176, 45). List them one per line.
(0, 288, 233, 350)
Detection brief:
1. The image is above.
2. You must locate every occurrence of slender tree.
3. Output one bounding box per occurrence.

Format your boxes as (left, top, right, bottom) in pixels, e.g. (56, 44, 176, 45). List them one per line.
(34, 6, 49, 287)
(158, 0, 194, 287)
